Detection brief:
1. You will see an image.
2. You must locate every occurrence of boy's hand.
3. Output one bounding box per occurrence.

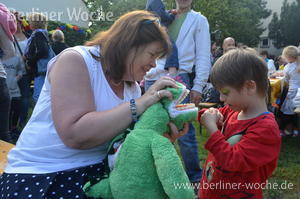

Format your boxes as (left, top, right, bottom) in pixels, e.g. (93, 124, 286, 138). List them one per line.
(200, 108, 223, 135)
(216, 110, 224, 126)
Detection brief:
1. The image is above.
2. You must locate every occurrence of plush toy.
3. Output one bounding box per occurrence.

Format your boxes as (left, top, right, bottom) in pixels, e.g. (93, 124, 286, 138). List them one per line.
(84, 82, 198, 199)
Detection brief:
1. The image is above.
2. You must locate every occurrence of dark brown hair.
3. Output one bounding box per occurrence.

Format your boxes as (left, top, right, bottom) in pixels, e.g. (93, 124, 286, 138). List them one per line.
(260, 50, 269, 57)
(85, 10, 171, 82)
(211, 48, 270, 100)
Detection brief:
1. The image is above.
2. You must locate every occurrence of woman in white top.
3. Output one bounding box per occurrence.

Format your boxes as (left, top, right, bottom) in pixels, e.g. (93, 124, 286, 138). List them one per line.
(0, 10, 187, 198)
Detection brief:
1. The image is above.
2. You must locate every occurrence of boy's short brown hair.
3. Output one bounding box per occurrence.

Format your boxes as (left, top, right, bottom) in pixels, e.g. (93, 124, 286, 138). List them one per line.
(211, 48, 269, 98)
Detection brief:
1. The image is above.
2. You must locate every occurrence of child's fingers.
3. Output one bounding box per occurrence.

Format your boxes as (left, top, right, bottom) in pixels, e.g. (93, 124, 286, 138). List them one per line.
(217, 111, 224, 122)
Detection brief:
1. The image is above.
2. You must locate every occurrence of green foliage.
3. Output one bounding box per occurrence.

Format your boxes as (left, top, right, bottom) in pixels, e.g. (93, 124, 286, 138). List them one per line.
(164, 0, 271, 46)
(192, 0, 271, 46)
(48, 21, 91, 47)
(83, 0, 115, 33)
(269, 0, 300, 48)
(83, 0, 270, 46)
(83, 0, 145, 34)
(269, 13, 284, 48)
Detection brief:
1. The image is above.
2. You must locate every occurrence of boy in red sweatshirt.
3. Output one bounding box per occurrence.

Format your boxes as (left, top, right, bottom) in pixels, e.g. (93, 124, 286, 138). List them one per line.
(198, 49, 281, 199)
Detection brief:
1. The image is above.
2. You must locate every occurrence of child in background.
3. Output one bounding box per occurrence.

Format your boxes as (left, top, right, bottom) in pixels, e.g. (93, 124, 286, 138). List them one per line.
(260, 50, 276, 76)
(280, 46, 300, 136)
(146, 0, 179, 76)
(198, 49, 281, 199)
(275, 55, 287, 71)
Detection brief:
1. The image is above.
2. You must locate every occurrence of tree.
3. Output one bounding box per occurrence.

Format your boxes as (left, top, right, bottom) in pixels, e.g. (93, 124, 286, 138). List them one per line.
(268, 13, 284, 48)
(83, 0, 145, 33)
(83, 0, 115, 33)
(269, 0, 300, 48)
(191, 0, 271, 46)
(83, 0, 271, 46)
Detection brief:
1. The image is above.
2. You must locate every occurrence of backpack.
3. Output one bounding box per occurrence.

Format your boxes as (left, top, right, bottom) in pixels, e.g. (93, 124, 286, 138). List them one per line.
(36, 34, 55, 75)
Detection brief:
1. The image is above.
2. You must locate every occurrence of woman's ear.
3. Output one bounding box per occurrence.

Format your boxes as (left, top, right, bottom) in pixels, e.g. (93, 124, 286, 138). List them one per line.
(244, 80, 257, 96)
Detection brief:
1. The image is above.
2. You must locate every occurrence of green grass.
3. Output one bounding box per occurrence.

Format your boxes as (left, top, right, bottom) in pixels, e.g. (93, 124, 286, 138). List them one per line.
(175, 122, 300, 199)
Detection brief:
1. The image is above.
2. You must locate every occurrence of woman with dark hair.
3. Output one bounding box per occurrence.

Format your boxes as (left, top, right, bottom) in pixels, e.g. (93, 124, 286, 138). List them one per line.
(25, 12, 55, 103)
(0, 10, 187, 198)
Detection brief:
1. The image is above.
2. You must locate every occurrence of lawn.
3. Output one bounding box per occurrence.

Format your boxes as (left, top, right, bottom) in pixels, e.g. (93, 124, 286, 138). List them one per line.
(175, 122, 300, 199)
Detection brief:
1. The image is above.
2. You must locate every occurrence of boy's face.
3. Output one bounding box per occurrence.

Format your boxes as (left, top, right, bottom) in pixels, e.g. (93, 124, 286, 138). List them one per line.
(124, 42, 163, 82)
(219, 85, 253, 111)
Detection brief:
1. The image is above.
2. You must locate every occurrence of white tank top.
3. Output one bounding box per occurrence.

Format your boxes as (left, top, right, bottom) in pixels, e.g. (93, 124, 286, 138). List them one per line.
(5, 46, 141, 174)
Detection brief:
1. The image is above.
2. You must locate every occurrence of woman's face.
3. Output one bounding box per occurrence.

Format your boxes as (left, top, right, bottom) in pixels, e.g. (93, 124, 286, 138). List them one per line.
(124, 42, 164, 82)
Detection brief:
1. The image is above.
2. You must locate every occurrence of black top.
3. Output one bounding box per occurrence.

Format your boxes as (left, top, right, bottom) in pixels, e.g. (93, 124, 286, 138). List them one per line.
(25, 31, 49, 67)
(51, 42, 69, 55)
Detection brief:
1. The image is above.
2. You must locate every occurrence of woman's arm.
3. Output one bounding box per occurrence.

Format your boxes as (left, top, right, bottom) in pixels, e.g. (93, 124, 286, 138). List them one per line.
(49, 50, 177, 150)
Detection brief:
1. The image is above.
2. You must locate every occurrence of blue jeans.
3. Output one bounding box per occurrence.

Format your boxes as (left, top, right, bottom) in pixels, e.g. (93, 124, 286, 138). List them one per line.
(18, 74, 31, 127)
(165, 40, 179, 69)
(33, 75, 45, 102)
(145, 73, 202, 183)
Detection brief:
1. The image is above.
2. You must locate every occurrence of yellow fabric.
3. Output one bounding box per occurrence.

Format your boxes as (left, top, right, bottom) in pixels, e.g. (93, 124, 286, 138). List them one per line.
(270, 78, 282, 104)
(279, 65, 285, 70)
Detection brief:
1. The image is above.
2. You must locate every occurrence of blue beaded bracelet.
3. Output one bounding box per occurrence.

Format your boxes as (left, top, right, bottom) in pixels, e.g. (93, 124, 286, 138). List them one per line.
(130, 99, 138, 123)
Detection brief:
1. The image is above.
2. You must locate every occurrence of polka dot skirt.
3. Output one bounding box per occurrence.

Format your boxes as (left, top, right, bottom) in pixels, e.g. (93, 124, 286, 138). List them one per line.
(0, 163, 103, 199)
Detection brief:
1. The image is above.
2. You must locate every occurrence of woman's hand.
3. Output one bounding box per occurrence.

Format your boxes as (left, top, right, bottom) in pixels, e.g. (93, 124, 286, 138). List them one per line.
(164, 122, 189, 143)
(138, 76, 178, 111)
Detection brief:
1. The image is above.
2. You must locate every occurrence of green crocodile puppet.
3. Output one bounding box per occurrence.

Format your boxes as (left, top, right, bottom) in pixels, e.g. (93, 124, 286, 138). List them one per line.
(83, 81, 198, 199)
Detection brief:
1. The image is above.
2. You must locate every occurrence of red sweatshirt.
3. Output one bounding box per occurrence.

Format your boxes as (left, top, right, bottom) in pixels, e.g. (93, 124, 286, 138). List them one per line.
(198, 106, 281, 199)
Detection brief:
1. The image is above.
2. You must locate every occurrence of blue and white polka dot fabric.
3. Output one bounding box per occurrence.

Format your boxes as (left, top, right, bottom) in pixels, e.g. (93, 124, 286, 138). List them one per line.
(0, 163, 102, 199)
